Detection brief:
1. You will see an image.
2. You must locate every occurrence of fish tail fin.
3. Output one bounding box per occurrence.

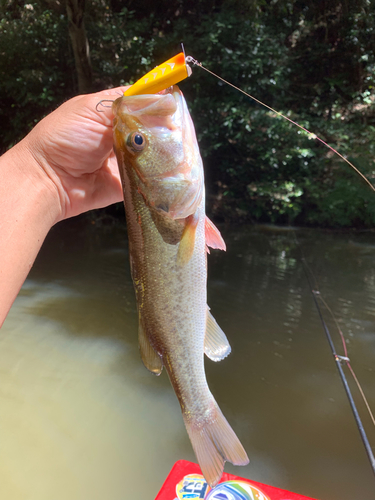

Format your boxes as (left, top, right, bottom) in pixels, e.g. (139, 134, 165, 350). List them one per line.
(182, 400, 249, 487)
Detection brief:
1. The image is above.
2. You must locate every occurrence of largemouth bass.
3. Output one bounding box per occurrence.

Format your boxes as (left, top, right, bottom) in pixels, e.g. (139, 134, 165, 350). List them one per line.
(112, 85, 249, 487)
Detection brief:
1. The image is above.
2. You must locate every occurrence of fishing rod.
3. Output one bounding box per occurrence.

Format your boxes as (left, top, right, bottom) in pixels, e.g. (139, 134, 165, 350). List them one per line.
(295, 234, 375, 480)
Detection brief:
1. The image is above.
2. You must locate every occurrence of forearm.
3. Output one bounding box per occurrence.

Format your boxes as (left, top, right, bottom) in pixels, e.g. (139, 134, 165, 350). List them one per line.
(0, 139, 61, 326)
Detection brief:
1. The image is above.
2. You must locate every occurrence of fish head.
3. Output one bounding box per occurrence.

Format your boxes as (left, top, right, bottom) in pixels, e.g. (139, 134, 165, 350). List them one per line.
(113, 86, 203, 219)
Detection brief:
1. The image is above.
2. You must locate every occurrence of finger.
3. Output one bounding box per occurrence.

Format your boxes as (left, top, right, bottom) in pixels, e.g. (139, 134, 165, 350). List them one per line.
(93, 158, 124, 208)
(107, 151, 121, 180)
(95, 86, 130, 97)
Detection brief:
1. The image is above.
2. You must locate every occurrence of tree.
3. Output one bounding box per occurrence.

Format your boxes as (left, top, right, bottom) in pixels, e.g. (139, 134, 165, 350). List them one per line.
(66, 0, 92, 93)
(0, 0, 374, 226)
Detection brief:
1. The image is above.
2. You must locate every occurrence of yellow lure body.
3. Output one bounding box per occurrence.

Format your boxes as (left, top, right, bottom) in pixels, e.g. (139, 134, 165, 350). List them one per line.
(123, 52, 192, 97)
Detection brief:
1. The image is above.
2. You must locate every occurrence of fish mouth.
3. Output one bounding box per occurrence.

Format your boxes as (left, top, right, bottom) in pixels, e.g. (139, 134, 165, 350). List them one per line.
(113, 86, 181, 132)
(112, 85, 184, 140)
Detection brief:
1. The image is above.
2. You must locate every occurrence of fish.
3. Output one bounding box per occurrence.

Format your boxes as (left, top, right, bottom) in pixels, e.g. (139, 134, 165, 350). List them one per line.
(112, 85, 249, 487)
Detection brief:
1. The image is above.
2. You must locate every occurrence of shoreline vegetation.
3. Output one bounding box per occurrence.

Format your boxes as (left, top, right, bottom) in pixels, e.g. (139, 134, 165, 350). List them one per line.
(71, 207, 375, 235)
(1, 0, 374, 228)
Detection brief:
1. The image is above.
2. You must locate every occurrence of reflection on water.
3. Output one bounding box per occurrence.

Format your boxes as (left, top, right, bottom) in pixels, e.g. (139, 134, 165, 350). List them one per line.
(2, 220, 375, 500)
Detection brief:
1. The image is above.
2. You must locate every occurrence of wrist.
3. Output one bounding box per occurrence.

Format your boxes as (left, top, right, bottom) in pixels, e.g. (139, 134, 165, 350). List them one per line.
(0, 140, 63, 325)
(9, 135, 63, 226)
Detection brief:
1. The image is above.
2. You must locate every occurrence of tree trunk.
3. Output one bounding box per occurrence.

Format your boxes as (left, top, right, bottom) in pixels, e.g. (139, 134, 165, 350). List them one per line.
(66, 0, 92, 94)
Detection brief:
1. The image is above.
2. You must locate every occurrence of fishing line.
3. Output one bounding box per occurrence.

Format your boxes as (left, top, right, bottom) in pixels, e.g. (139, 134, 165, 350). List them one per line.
(293, 231, 375, 479)
(185, 56, 375, 193)
(187, 53, 375, 478)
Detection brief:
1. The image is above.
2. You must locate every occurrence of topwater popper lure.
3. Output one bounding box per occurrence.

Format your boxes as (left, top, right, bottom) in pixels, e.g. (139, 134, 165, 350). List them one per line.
(123, 51, 192, 96)
(96, 50, 193, 110)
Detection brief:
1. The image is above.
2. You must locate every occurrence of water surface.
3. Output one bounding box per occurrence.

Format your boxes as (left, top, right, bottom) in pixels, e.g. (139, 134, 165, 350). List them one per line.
(2, 219, 375, 500)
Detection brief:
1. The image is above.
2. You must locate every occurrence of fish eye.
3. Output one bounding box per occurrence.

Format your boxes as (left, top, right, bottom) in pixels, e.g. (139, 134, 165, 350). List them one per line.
(127, 132, 146, 152)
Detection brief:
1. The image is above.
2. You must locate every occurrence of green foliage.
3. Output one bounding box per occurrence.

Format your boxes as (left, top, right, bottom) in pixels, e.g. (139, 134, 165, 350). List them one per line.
(1, 0, 374, 227)
(0, 1, 72, 148)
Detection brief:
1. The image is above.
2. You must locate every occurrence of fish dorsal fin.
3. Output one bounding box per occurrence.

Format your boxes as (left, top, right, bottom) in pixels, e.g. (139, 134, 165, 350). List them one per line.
(205, 217, 226, 251)
(138, 318, 163, 375)
(177, 213, 199, 266)
(204, 307, 231, 361)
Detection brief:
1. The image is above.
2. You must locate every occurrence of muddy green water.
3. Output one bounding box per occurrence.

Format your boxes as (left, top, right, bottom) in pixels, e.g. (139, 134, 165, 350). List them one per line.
(2, 219, 375, 500)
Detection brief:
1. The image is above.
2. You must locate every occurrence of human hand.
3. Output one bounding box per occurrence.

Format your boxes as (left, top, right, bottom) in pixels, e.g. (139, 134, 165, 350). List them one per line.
(0, 87, 130, 324)
(21, 87, 128, 223)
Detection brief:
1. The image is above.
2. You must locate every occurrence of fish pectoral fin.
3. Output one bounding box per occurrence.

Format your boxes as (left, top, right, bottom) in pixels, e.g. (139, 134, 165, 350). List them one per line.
(138, 319, 163, 376)
(205, 216, 226, 251)
(204, 307, 231, 361)
(176, 213, 199, 266)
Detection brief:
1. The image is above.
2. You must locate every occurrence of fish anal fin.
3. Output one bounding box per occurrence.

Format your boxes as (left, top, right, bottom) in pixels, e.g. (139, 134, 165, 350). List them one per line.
(205, 217, 226, 251)
(177, 213, 199, 266)
(183, 400, 249, 488)
(138, 319, 163, 376)
(204, 307, 231, 361)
